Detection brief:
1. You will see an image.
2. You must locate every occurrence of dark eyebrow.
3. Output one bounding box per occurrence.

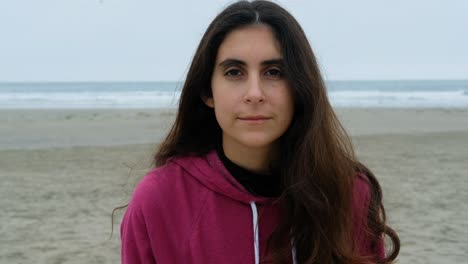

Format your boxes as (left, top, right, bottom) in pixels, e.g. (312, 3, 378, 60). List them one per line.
(218, 59, 246, 68)
(218, 58, 284, 68)
(261, 59, 284, 67)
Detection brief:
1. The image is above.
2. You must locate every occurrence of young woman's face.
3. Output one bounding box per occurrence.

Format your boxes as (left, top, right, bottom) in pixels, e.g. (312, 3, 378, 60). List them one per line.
(205, 25, 294, 153)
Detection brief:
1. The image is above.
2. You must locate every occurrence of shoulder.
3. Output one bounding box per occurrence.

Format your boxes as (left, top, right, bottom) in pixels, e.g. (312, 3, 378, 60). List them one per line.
(350, 173, 372, 225)
(126, 158, 208, 221)
(351, 173, 387, 259)
(121, 158, 210, 260)
(129, 163, 179, 207)
(353, 173, 371, 203)
(130, 160, 195, 206)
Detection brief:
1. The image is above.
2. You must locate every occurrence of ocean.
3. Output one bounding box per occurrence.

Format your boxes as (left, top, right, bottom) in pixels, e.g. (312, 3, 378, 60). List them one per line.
(0, 80, 467, 109)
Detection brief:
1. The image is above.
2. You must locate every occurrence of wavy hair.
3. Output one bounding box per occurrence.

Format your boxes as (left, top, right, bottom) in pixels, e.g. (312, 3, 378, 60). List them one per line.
(153, 1, 399, 263)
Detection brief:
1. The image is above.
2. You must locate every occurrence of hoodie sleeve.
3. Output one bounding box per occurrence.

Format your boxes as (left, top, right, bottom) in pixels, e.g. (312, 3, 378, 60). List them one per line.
(352, 174, 386, 262)
(121, 177, 157, 264)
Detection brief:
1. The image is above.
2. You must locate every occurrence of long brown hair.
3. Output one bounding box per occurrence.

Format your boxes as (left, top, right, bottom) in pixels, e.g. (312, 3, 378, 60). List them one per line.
(152, 1, 399, 263)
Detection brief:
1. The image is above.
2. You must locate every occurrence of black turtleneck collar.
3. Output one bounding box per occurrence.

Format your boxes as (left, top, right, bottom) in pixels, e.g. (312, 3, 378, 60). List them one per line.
(215, 143, 282, 198)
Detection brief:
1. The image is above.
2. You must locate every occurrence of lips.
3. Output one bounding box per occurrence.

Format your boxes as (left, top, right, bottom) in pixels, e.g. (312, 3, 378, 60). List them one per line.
(238, 115, 271, 121)
(237, 116, 272, 125)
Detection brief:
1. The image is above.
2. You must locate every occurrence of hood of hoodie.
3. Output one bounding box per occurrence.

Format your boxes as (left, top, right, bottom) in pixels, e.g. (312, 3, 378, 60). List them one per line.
(172, 149, 277, 205)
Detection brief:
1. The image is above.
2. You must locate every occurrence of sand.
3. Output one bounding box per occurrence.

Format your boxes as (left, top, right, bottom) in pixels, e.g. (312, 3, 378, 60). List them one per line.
(1, 108, 467, 263)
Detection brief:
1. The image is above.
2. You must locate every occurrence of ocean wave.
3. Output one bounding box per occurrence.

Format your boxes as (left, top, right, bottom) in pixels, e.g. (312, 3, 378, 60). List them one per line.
(328, 90, 468, 108)
(1, 82, 467, 109)
(0, 91, 181, 109)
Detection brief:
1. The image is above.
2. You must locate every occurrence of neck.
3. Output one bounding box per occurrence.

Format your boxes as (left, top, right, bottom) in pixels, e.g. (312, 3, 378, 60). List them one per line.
(222, 138, 278, 174)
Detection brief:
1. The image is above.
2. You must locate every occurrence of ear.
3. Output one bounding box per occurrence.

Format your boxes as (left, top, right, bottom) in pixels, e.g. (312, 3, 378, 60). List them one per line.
(202, 96, 215, 108)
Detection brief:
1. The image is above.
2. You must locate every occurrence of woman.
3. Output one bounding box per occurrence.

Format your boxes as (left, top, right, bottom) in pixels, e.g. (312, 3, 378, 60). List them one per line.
(120, 1, 400, 263)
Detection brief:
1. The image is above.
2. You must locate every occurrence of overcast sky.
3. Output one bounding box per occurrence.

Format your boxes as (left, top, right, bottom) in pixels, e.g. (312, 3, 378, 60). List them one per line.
(0, 0, 467, 82)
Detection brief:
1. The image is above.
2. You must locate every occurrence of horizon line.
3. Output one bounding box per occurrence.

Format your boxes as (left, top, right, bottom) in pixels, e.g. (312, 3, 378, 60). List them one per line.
(1, 78, 467, 84)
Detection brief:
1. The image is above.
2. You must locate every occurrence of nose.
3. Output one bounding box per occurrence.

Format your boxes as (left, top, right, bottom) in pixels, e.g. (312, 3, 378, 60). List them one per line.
(243, 76, 265, 103)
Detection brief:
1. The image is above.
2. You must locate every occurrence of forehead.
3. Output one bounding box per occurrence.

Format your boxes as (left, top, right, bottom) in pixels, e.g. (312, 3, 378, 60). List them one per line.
(216, 25, 282, 63)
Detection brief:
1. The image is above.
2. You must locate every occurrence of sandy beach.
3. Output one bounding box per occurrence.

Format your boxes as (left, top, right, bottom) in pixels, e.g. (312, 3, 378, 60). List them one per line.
(1, 108, 467, 263)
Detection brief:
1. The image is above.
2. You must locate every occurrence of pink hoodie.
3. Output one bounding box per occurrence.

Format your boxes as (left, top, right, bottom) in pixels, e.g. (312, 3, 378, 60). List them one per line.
(121, 150, 384, 263)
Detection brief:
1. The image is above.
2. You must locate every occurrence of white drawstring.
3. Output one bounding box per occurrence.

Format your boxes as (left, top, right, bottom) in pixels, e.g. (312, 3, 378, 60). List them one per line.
(250, 201, 298, 264)
(250, 202, 260, 264)
(291, 239, 298, 264)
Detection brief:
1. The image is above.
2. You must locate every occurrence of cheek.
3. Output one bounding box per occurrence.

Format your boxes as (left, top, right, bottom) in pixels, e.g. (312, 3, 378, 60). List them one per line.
(212, 96, 234, 127)
(212, 87, 240, 113)
(277, 91, 295, 129)
(215, 104, 235, 124)
(274, 87, 294, 113)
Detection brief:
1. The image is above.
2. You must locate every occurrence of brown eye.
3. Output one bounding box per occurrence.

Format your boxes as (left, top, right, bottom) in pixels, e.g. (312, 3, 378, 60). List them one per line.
(225, 69, 242, 77)
(265, 68, 282, 77)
